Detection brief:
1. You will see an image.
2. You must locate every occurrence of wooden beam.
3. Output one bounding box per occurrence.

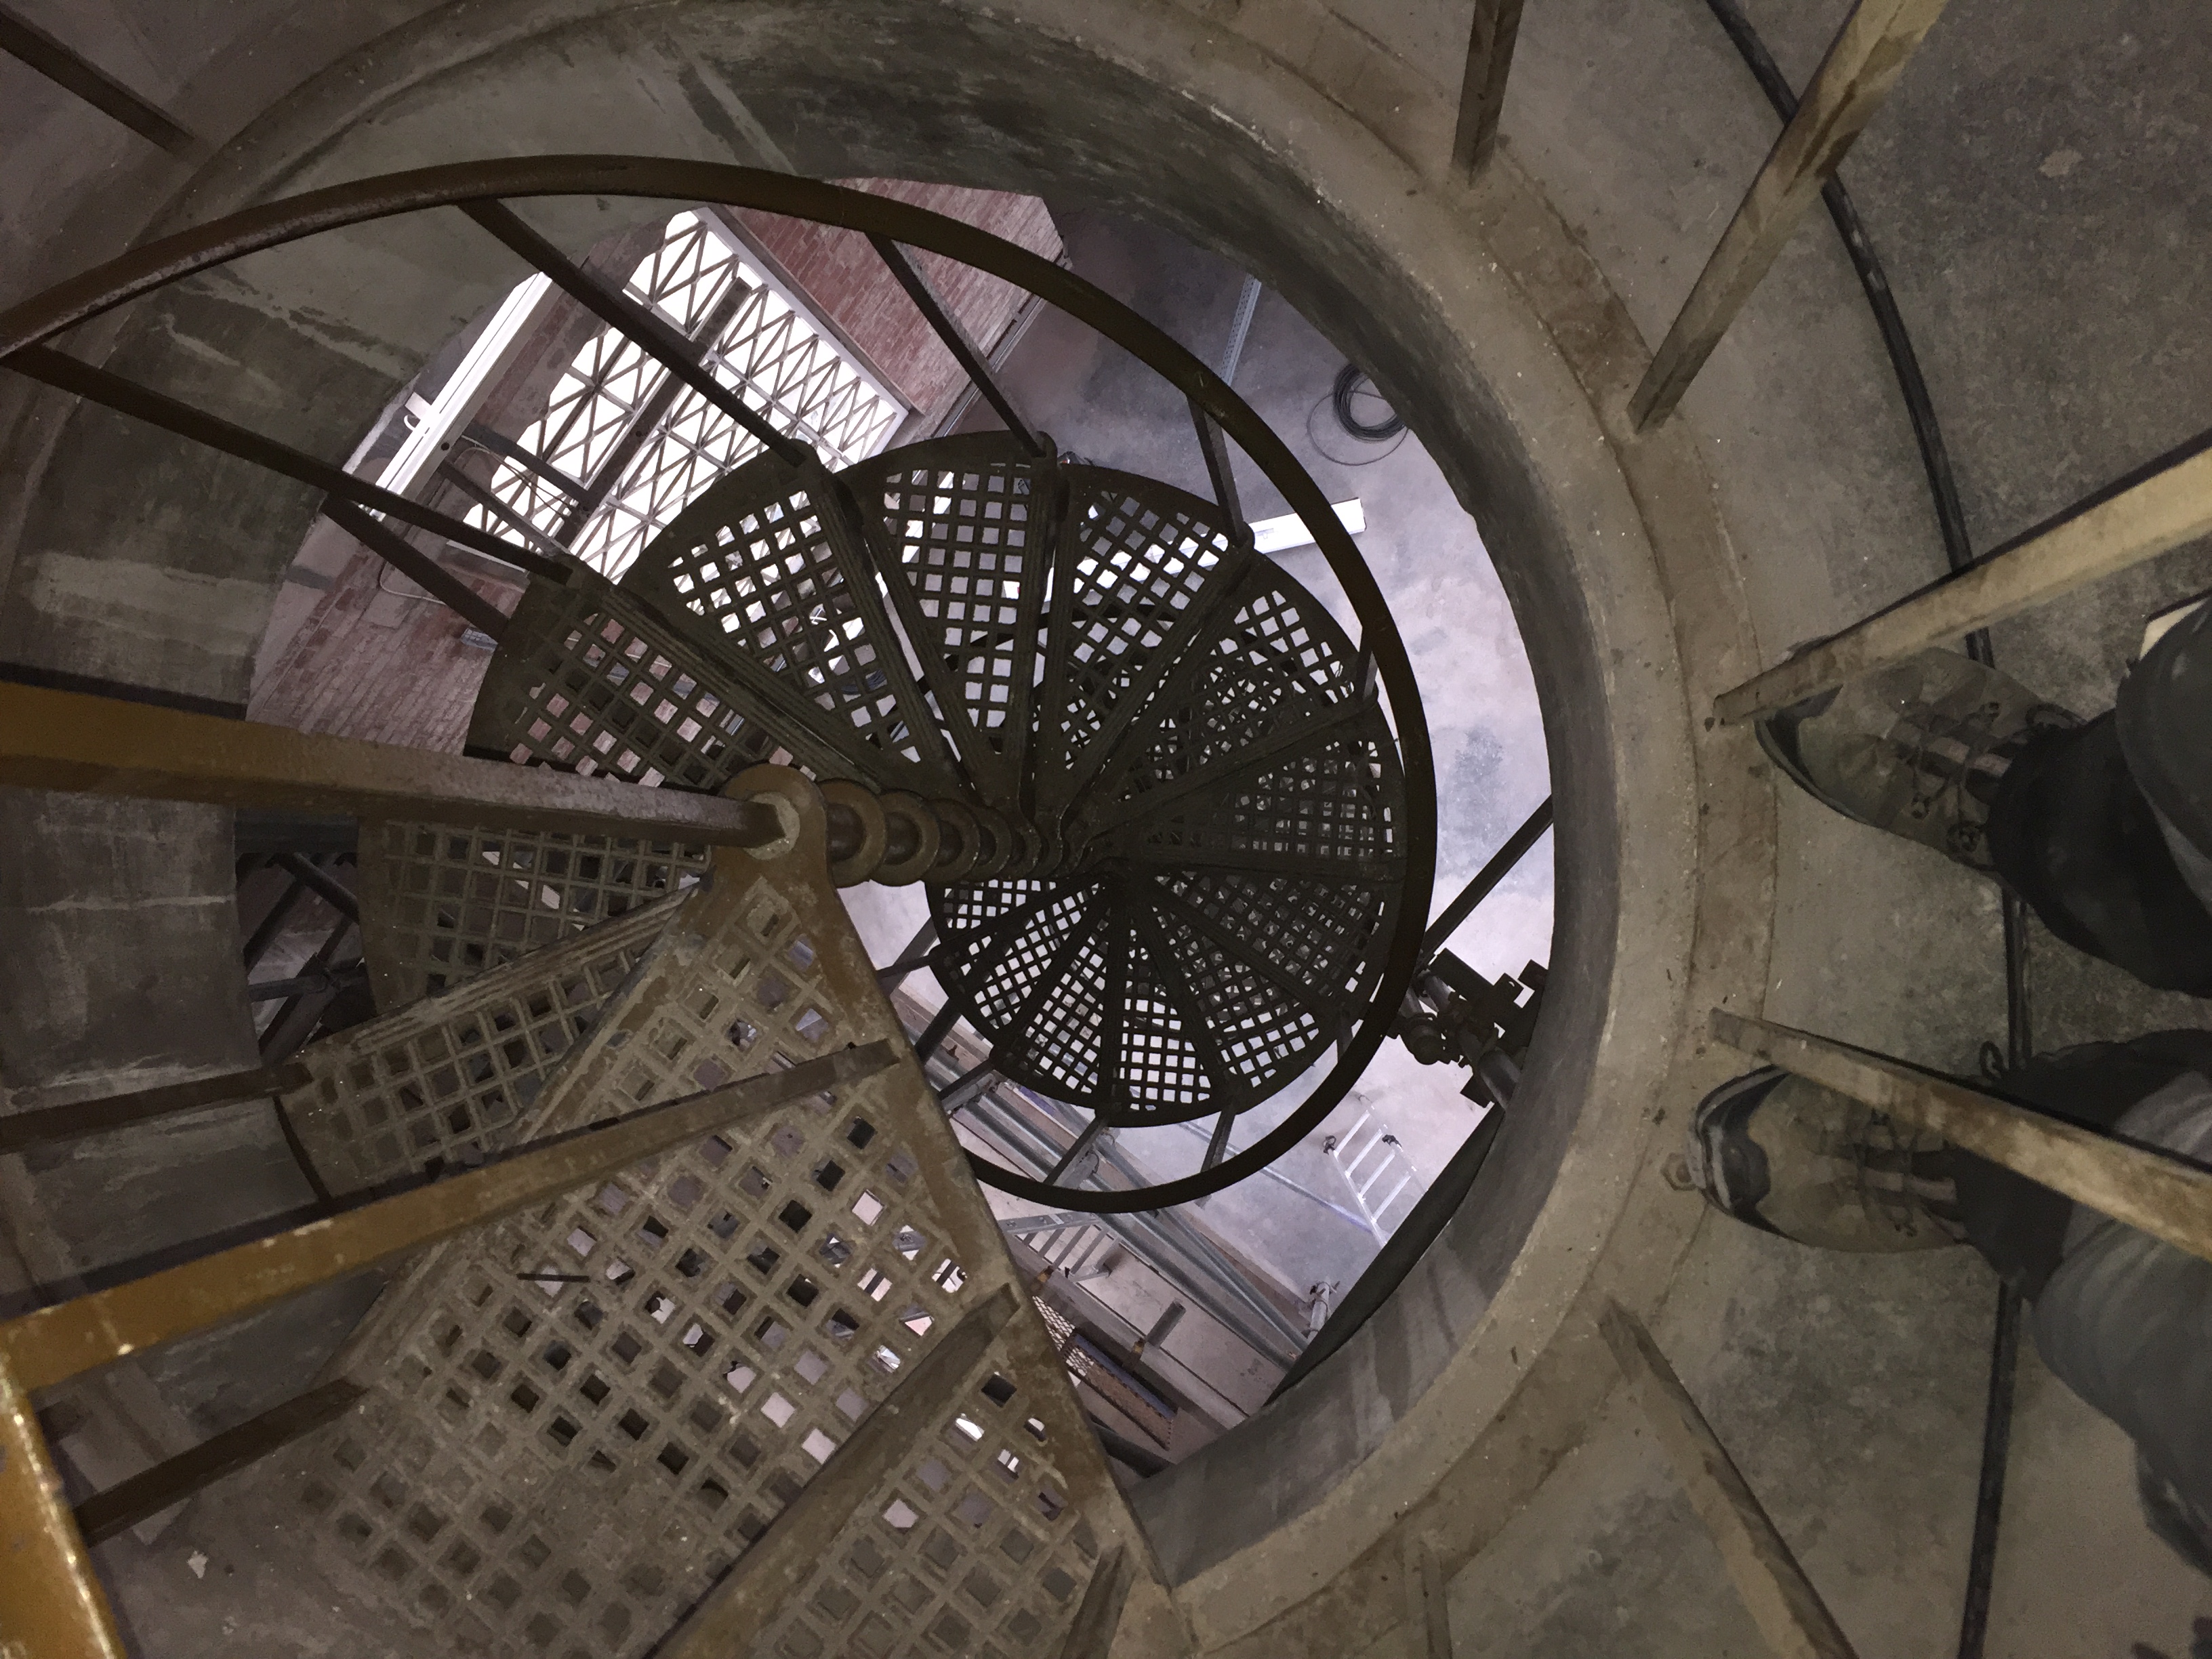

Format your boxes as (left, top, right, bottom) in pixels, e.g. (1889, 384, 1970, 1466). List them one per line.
(1714, 443, 2212, 720)
(0, 1345, 125, 1657)
(0, 1064, 309, 1156)
(0, 681, 791, 850)
(0, 1044, 898, 1393)
(73, 1379, 365, 1544)
(1452, 0, 1529, 178)
(657, 1286, 1017, 1659)
(1629, 0, 1950, 429)
(1600, 1300, 1859, 1659)
(1713, 1011, 2212, 1267)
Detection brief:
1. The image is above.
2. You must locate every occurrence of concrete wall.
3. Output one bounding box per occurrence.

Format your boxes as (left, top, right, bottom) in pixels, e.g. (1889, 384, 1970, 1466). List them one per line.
(0, 0, 2203, 1654)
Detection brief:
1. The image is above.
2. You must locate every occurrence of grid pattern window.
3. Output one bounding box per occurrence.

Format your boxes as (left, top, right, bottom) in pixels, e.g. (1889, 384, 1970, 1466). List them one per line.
(464, 211, 905, 581)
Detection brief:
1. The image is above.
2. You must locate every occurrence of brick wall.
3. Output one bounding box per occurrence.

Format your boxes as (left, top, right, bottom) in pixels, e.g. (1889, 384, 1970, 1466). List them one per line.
(252, 184, 1059, 747)
(738, 180, 1063, 424)
(249, 527, 516, 750)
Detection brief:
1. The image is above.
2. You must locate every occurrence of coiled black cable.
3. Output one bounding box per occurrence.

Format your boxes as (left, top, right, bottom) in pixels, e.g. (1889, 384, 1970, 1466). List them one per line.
(1332, 362, 1406, 441)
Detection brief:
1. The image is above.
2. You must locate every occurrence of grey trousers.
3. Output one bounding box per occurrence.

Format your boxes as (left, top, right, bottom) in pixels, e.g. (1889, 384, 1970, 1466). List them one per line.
(2013, 1069, 2212, 1568)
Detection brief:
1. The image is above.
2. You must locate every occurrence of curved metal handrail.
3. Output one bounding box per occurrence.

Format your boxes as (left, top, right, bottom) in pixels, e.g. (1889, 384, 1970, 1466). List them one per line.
(0, 156, 1438, 1212)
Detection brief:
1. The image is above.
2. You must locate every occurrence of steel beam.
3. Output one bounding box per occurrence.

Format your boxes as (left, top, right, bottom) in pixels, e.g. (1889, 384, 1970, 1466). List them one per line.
(658, 1287, 1017, 1659)
(459, 199, 806, 470)
(0, 1064, 310, 1157)
(868, 234, 1044, 456)
(1452, 0, 1528, 178)
(0, 681, 792, 848)
(73, 1379, 366, 1544)
(0, 1344, 125, 1658)
(0, 1043, 897, 1393)
(1714, 1010, 2212, 1268)
(1601, 1300, 1860, 1659)
(272, 850, 361, 922)
(0, 344, 568, 580)
(1714, 441, 2212, 721)
(938, 1060, 1003, 1114)
(1629, 0, 1950, 429)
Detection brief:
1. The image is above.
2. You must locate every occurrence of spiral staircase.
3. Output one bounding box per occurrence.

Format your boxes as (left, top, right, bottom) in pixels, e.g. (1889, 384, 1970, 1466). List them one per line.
(351, 429, 1412, 1210)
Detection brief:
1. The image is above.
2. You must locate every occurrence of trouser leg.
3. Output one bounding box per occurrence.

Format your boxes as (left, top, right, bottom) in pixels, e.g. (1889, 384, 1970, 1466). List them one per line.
(1985, 713, 2212, 995)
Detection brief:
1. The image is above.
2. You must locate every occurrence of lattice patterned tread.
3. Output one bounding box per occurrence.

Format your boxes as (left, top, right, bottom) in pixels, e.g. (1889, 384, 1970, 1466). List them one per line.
(468, 573, 820, 785)
(845, 434, 1059, 808)
(285, 899, 682, 1195)
(620, 449, 958, 798)
(260, 791, 1141, 1659)
(924, 471, 1404, 1127)
(356, 819, 713, 1011)
(1027, 466, 1248, 820)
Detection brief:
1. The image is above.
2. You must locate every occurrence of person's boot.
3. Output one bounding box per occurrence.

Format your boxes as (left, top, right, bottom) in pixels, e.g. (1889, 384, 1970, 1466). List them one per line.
(1684, 1068, 1964, 1251)
(1755, 649, 2079, 872)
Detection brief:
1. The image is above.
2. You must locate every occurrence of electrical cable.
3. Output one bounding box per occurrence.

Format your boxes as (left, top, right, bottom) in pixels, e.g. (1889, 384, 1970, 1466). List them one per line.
(1698, 6, 2026, 1653)
(1332, 362, 1405, 441)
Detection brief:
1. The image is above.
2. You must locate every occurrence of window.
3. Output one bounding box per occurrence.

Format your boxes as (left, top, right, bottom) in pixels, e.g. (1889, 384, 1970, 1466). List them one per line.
(461, 210, 905, 580)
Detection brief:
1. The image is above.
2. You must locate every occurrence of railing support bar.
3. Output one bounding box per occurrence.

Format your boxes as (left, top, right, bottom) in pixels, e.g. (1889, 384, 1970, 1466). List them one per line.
(1713, 1010, 2212, 1268)
(1629, 0, 1951, 429)
(1601, 1300, 1860, 1658)
(0, 1044, 897, 1393)
(458, 199, 807, 468)
(0, 682, 791, 851)
(320, 497, 514, 640)
(1714, 441, 2212, 722)
(0, 344, 565, 579)
(867, 234, 1045, 457)
(72, 1379, 366, 1544)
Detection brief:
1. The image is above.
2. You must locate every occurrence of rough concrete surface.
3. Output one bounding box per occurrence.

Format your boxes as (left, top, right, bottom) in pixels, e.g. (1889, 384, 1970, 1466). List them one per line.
(0, 0, 2205, 1654)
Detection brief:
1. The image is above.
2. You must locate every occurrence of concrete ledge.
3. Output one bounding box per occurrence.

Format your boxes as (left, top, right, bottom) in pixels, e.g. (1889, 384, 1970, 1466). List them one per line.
(0, 1, 1774, 1651)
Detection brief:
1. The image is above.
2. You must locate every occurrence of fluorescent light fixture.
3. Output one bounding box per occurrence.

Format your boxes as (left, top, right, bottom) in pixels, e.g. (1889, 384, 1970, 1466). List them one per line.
(377, 272, 552, 496)
(1248, 499, 1364, 554)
